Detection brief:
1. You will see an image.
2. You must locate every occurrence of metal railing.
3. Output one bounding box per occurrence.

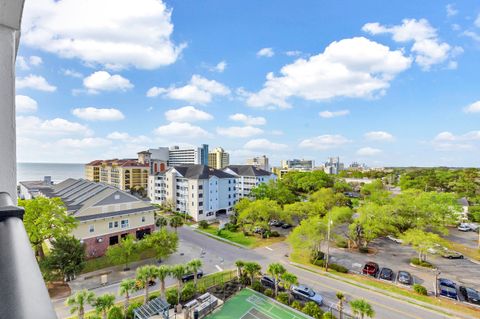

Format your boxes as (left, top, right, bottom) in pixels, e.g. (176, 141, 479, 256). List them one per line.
(0, 192, 58, 319)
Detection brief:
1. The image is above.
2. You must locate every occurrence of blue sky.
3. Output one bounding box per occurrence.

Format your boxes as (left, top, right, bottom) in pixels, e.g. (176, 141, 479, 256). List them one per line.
(15, 0, 480, 167)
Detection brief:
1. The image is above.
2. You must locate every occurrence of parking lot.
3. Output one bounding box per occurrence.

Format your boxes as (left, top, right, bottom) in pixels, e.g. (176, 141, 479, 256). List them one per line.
(445, 227, 479, 249)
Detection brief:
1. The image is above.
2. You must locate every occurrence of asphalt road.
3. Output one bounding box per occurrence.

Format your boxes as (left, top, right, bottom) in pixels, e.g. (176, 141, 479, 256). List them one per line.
(53, 227, 473, 319)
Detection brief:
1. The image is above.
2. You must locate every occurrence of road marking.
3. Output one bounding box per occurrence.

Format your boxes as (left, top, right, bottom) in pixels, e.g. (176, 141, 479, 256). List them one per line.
(215, 264, 223, 271)
(265, 246, 273, 251)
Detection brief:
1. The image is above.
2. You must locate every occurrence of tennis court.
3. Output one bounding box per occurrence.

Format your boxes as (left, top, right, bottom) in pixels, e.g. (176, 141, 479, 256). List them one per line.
(205, 288, 310, 319)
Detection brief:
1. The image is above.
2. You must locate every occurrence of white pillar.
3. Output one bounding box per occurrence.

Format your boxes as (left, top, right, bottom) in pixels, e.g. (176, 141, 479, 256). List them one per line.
(0, 1, 24, 202)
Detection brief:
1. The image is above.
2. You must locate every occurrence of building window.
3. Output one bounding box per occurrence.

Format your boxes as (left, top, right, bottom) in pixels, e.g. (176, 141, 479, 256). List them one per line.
(114, 221, 118, 228)
(192, 202, 194, 206)
(141, 216, 145, 223)
(121, 219, 129, 229)
(228, 202, 231, 206)
(109, 222, 113, 229)
(199, 210, 203, 214)
(199, 201, 203, 207)
(192, 185, 194, 190)
(228, 187, 231, 191)
(89, 225, 95, 233)
(199, 185, 203, 190)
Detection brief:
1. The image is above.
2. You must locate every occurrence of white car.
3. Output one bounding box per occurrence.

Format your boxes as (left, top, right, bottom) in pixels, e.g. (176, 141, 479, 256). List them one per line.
(458, 224, 471, 232)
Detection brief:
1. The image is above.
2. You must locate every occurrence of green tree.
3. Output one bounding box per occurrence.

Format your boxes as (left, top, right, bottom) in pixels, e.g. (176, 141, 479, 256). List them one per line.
(237, 199, 283, 229)
(136, 265, 158, 303)
(283, 201, 326, 222)
(118, 279, 136, 313)
(43, 235, 85, 282)
(250, 180, 297, 206)
(336, 292, 346, 319)
(155, 216, 168, 229)
(66, 290, 96, 319)
(288, 216, 327, 262)
(19, 197, 77, 260)
(187, 259, 203, 289)
(350, 299, 375, 319)
(107, 306, 123, 319)
(170, 264, 188, 305)
(267, 263, 286, 297)
(94, 294, 116, 319)
(348, 203, 392, 249)
(235, 260, 245, 278)
(156, 265, 171, 298)
(243, 261, 262, 285)
(169, 215, 184, 232)
(302, 301, 324, 319)
(106, 234, 139, 271)
(144, 229, 179, 262)
(281, 272, 298, 303)
(400, 229, 446, 262)
(310, 188, 349, 210)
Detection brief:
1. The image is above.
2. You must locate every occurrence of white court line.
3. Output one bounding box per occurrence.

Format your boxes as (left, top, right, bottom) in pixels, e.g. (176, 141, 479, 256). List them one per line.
(265, 246, 273, 251)
(215, 264, 223, 271)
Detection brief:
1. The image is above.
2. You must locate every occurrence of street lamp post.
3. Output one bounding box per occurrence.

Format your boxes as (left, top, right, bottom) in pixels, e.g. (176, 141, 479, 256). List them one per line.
(325, 214, 332, 272)
(433, 270, 441, 297)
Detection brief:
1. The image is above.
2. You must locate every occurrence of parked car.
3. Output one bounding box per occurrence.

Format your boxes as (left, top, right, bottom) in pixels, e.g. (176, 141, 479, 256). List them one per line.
(260, 275, 284, 291)
(438, 278, 456, 289)
(397, 271, 413, 285)
(182, 270, 203, 282)
(291, 285, 323, 305)
(362, 262, 379, 277)
(386, 235, 403, 244)
(441, 250, 464, 259)
(378, 267, 394, 281)
(459, 286, 480, 305)
(281, 223, 292, 229)
(269, 220, 284, 227)
(439, 285, 458, 300)
(458, 223, 471, 232)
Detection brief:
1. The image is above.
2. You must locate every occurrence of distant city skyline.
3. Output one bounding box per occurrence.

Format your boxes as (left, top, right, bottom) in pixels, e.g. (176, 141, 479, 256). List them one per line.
(15, 0, 480, 167)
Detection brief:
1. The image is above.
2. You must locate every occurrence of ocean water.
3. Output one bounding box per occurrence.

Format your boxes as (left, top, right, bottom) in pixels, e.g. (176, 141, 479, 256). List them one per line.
(17, 163, 85, 183)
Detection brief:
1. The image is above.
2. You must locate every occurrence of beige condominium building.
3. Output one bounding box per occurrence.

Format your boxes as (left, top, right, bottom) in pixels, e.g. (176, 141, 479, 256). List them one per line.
(19, 178, 156, 258)
(208, 147, 230, 169)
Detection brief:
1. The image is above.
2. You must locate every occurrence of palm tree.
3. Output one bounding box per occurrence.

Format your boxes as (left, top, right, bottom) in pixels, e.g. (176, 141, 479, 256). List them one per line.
(281, 272, 298, 303)
(93, 294, 115, 319)
(187, 259, 203, 290)
(65, 290, 96, 319)
(267, 262, 286, 297)
(136, 265, 158, 303)
(119, 279, 136, 313)
(243, 261, 262, 286)
(169, 215, 184, 232)
(336, 292, 346, 319)
(156, 265, 171, 298)
(235, 260, 245, 278)
(350, 299, 375, 319)
(156, 216, 168, 229)
(170, 264, 188, 304)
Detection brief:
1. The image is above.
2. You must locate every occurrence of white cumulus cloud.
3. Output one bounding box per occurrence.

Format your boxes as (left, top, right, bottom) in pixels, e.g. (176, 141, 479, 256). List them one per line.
(319, 110, 350, 118)
(17, 116, 92, 137)
(245, 37, 411, 109)
(357, 147, 382, 156)
(216, 126, 263, 138)
(83, 71, 133, 93)
(463, 101, 480, 113)
(475, 14, 480, 28)
(229, 113, 266, 126)
(15, 95, 38, 113)
(363, 19, 460, 70)
(364, 131, 394, 141)
(56, 137, 112, 149)
(63, 69, 83, 78)
(243, 138, 287, 151)
(257, 47, 274, 57)
(212, 61, 227, 73)
(107, 131, 130, 140)
(154, 122, 211, 138)
(433, 131, 480, 151)
(16, 75, 56, 92)
(446, 4, 458, 17)
(72, 107, 125, 121)
(147, 75, 230, 104)
(22, 0, 185, 70)
(299, 134, 350, 150)
(165, 106, 213, 122)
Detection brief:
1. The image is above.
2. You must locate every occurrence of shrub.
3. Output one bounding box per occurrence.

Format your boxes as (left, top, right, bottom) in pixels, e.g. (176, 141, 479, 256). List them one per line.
(225, 223, 239, 232)
(198, 220, 209, 229)
(291, 300, 303, 310)
(262, 230, 271, 238)
(329, 263, 348, 273)
(310, 251, 325, 263)
(264, 288, 274, 297)
(276, 292, 289, 305)
(125, 301, 143, 319)
(107, 306, 123, 319)
(302, 301, 324, 319)
(359, 247, 369, 254)
(181, 282, 196, 302)
(166, 288, 178, 305)
(311, 259, 326, 267)
(413, 284, 428, 295)
(322, 312, 336, 319)
(335, 237, 348, 248)
(148, 292, 160, 301)
(410, 258, 433, 268)
(270, 231, 280, 237)
(251, 280, 264, 293)
(469, 206, 480, 222)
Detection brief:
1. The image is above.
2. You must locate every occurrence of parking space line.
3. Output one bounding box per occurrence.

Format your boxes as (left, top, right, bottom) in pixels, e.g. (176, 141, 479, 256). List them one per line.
(215, 264, 223, 271)
(265, 246, 273, 251)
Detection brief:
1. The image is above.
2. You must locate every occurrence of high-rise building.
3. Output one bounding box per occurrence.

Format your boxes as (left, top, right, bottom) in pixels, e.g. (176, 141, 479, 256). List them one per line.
(168, 144, 209, 166)
(246, 155, 269, 171)
(323, 157, 344, 175)
(208, 147, 230, 169)
(280, 159, 315, 171)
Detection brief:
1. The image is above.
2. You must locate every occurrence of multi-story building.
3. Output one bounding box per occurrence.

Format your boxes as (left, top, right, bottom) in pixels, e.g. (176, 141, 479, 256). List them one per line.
(148, 165, 236, 221)
(223, 165, 277, 199)
(280, 159, 315, 171)
(85, 158, 149, 191)
(168, 144, 209, 166)
(208, 147, 230, 169)
(323, 157, 344, 175)
(19, 178, 155, 258)
(246, 155, 269, 171)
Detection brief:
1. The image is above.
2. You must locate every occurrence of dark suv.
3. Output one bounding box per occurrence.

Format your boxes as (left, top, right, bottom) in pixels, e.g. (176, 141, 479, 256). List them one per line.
(378, 267, 394, 281)
(459, 286, 480, 305)
(397, 271, 413, 285)
(182, 270, 203, 282)
(362, 262, 379, 277)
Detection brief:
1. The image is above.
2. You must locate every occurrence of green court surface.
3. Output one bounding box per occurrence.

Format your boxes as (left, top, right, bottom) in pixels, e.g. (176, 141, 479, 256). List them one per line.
(205, 289, 310, 319)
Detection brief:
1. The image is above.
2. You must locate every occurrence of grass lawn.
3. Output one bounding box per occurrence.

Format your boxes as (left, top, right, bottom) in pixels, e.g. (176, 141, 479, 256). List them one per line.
(199, 224, 285, 248)
(290, 247, 480, 318)
(82, 248, 157, 274)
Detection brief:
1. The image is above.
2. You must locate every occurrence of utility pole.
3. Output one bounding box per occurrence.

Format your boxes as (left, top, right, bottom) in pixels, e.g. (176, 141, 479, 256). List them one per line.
(325, 214, 332, 272)
(434, 270, 441, 297)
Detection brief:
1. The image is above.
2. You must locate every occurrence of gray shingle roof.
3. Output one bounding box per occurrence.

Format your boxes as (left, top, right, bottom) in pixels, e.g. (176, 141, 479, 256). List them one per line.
(76, 206, 155, 221)
(173, 165, 235, 179)
(225, 165, 272, 177)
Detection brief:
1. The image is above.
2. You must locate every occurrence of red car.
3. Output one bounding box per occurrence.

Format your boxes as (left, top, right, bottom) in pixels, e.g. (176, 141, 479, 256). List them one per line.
(362, 262, 379, 277)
